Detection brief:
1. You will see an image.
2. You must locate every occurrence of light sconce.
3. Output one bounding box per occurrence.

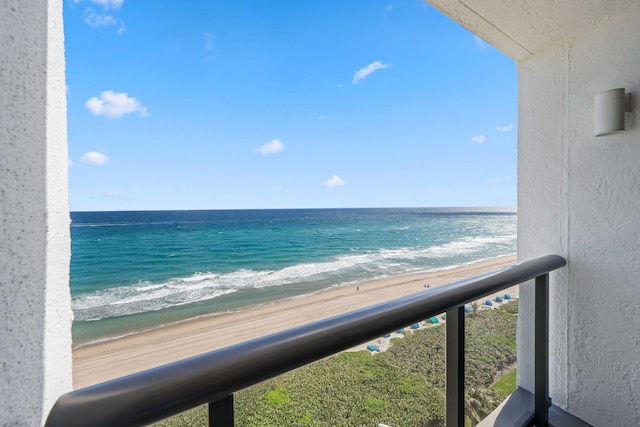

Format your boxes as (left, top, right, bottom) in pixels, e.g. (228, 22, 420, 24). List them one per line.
(594, 88, 631, 136)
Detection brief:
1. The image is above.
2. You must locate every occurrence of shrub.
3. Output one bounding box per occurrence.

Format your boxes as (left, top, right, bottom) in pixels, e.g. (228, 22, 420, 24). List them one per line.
(156, 302, 518, 426)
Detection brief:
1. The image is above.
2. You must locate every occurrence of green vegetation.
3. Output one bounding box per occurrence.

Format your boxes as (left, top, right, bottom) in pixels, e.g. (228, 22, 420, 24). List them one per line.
(491, 368, 517, 401)
(155, 302, 518, 427)
(500, 299, 519, 315)
(155, 405, 208, 427)
(265, 386, 292, 406)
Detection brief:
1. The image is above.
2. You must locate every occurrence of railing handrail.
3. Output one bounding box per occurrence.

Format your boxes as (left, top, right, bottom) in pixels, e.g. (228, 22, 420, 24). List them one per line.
(45, 255, 566, 427)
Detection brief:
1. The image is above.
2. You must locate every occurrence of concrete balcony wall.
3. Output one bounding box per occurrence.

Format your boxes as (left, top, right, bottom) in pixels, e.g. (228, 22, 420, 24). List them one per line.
(518, 9, 640, 426)
(0, 0, 72, 424)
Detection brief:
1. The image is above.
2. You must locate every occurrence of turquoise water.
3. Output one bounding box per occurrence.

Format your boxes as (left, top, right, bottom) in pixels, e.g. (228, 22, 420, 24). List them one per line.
(70, 208, 516, 345)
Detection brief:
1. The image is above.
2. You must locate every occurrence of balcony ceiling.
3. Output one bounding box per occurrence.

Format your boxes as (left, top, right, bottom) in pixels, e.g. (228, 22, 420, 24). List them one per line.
(427, 0, 640, 61)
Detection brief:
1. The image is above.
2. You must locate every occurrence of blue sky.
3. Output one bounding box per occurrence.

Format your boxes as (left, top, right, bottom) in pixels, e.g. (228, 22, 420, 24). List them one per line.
(65, 0, 517, 211)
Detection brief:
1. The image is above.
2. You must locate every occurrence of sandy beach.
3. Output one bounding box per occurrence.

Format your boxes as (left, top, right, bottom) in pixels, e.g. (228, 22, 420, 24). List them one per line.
(73, 255, 517, 389)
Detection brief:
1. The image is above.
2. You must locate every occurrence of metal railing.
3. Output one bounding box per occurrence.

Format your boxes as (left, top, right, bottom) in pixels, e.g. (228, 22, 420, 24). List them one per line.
(45, 255, 566, 427)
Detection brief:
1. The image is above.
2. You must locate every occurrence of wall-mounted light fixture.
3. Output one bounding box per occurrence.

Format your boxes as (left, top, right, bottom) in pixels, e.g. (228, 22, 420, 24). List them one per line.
(594, 88, 631, 136)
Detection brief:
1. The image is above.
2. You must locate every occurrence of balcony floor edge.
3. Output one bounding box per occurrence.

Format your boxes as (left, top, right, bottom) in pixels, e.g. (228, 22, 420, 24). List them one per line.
(477, 387, 593, 427)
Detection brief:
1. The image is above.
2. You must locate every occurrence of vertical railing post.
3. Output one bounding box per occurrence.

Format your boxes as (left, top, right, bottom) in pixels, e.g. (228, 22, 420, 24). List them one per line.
(446, 306, 465, 427)
(534, 273, 549, 426)
(209, 394, 234, 427)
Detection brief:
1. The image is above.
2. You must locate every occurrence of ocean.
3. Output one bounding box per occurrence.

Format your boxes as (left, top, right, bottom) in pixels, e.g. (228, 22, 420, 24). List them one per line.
(70, 207, 517, 346)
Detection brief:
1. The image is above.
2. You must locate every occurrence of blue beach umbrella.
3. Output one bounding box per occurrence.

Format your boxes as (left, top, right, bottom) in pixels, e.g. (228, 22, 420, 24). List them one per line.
(504, 293, 512, 299)
(495, 295, 504, 302)
(485, 299, 493, 306)
(410, 323, 420, 329)
(464, 305, 472, 313)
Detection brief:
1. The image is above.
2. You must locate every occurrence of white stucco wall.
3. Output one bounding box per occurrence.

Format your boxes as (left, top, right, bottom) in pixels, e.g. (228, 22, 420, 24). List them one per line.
(0, 0, 72, 425)
(518, 9, 640, 426)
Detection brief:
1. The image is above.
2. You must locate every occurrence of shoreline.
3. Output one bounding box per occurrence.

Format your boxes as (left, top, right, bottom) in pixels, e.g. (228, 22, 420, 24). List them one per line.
(73, 255, 517, 389)
(72, 254, 515, 350)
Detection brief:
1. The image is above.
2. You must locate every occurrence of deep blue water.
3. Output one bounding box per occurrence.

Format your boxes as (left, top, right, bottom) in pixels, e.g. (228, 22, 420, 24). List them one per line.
(70, 207, 516, 345)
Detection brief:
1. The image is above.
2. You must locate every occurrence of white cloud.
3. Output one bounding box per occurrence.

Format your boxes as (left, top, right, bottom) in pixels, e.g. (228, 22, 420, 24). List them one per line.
(69, 158, 75, 167)
(203, 31, 215, 51)
(472, 135, 486, 144)
(81, 151, 110, 165)
(489, 176, 513, 184)
(76, 1, 125, 32)
(496, 123, 513, 133)
(90, 0, 124, 10)
(474, 35, 489, 49)
(84, 10, 117, 28)
(103, 191, 131, 201)
(323, 175, 345, 188)
(256, 139, 284, 155)
(85, 91, 149, 119)
(352, 61, 390, 84)
(202, 31, 215, 61)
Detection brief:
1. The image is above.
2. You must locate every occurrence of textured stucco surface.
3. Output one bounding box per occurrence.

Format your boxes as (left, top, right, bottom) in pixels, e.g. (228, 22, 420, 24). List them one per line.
(0, 0, 72, 425)
(428, 0, 640, 61)
(517, 10, 640, 427)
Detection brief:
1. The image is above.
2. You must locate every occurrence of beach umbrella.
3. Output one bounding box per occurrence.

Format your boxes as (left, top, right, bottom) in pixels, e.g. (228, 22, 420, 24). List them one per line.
(465, 305, 472, 313)
(495, 296, 504, 302)
(428, 316, 439, 323)
(485, 299, 493, 306)
(504, 293, 512, 299)
(410, 323, 420, 329)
